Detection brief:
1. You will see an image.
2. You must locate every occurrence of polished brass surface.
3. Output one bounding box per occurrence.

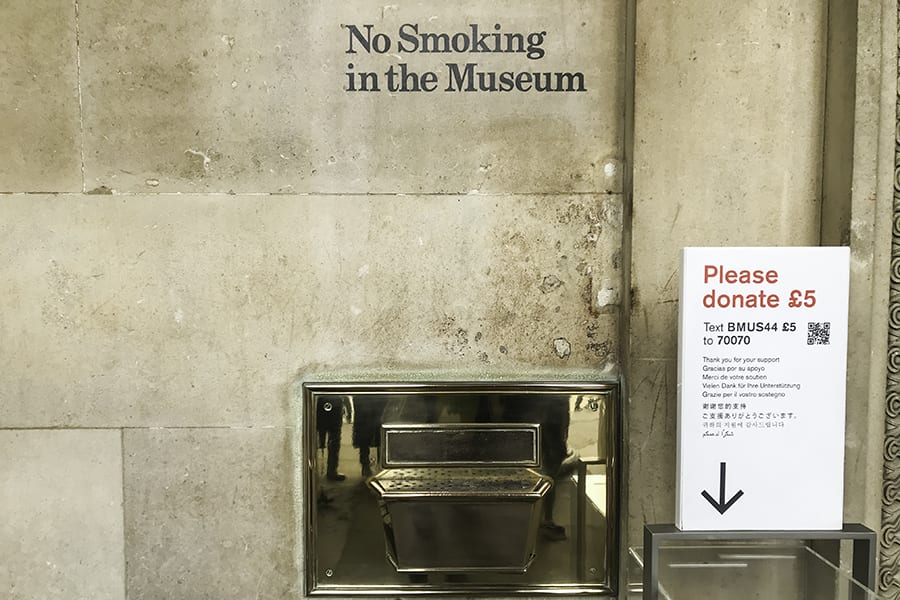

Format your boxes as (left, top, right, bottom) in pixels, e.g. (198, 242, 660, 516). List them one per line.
(302, 381, 619, 595)
(371, 424, 551, 573)
(383, 497, 545, 573)
(382, 423, 541, 467)
(371, 467, 549, 495)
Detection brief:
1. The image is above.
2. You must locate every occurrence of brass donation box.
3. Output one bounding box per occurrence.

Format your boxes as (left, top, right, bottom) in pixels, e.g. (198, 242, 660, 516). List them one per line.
(303, 381, 619, 596)
(369, 424, 552, 572)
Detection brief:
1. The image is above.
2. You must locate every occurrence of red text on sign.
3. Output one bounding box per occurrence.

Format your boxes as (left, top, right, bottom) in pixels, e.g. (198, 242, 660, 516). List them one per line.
(704, 265, 779, 285)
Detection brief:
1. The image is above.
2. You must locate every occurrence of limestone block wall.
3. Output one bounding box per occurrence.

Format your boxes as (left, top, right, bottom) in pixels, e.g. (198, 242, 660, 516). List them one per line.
(1, 0, 894, 598)
(628, 0, 826, 538)
(628, 1, 895, 597)
(2, 0, 625, 598)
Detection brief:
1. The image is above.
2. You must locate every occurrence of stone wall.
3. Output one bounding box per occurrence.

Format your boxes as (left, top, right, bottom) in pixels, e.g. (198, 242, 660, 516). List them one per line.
(0, 0, 894, 598)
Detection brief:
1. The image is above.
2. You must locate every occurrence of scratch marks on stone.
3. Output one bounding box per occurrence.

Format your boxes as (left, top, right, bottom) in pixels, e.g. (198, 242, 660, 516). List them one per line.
(671, 203, 682, 231)
(660, 269, 678, 295)
(73, 0, 86, 192)
(539, 274, 563, 293)
(646, 362, 670, 448)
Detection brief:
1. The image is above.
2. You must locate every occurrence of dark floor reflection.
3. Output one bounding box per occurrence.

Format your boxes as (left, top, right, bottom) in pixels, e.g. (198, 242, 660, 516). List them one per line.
(316, 463, 608, 586)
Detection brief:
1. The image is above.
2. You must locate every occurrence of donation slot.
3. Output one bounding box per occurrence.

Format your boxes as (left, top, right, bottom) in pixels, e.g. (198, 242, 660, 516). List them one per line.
(303, 382, 619, 596)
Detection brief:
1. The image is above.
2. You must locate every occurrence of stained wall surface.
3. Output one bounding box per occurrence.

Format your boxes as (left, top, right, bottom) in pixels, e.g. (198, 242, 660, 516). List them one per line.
(0, 0, 891, 598)
(2, 0, 624, 597)
(628, 0, 892, 565)
(629, 0, 826, 538)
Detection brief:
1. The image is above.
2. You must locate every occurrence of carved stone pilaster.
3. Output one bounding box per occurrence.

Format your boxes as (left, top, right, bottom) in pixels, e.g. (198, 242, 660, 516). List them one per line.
(880, 8, 900, 593)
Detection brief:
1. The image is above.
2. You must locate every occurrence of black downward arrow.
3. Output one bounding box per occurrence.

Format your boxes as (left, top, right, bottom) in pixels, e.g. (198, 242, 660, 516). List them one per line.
(701, 462, 744, 514)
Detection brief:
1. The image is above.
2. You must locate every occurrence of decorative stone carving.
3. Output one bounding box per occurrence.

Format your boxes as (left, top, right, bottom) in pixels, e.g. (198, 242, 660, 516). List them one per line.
(881, 11, 900, 592)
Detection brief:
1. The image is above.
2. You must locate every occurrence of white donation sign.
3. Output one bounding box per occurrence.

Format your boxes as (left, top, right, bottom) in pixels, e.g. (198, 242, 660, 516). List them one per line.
(677, 247, 849, 530)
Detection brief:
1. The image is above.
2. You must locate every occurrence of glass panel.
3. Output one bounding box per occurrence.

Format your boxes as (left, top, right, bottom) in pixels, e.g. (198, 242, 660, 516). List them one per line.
(627, 543, 887, 600)
(304, 382, 618, 595)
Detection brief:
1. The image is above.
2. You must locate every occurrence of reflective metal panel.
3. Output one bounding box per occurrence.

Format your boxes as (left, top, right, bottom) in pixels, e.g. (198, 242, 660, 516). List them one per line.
(372, 425, 551, 573)
(382, 423, 541, 467)
(302, 381, 619, 595)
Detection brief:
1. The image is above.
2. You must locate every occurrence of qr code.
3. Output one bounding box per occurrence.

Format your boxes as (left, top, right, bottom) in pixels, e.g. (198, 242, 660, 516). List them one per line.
(807, 322, 831, 345)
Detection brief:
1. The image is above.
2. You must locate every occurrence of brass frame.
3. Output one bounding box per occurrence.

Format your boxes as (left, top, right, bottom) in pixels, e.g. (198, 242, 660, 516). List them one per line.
(301, 380, 621, 596)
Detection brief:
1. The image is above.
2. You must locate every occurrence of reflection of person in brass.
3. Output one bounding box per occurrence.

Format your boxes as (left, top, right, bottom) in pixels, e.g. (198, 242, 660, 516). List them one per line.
(501, 395, 570, 541)
(317, 396, 345, 481)
(352, 396, 388, 478)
